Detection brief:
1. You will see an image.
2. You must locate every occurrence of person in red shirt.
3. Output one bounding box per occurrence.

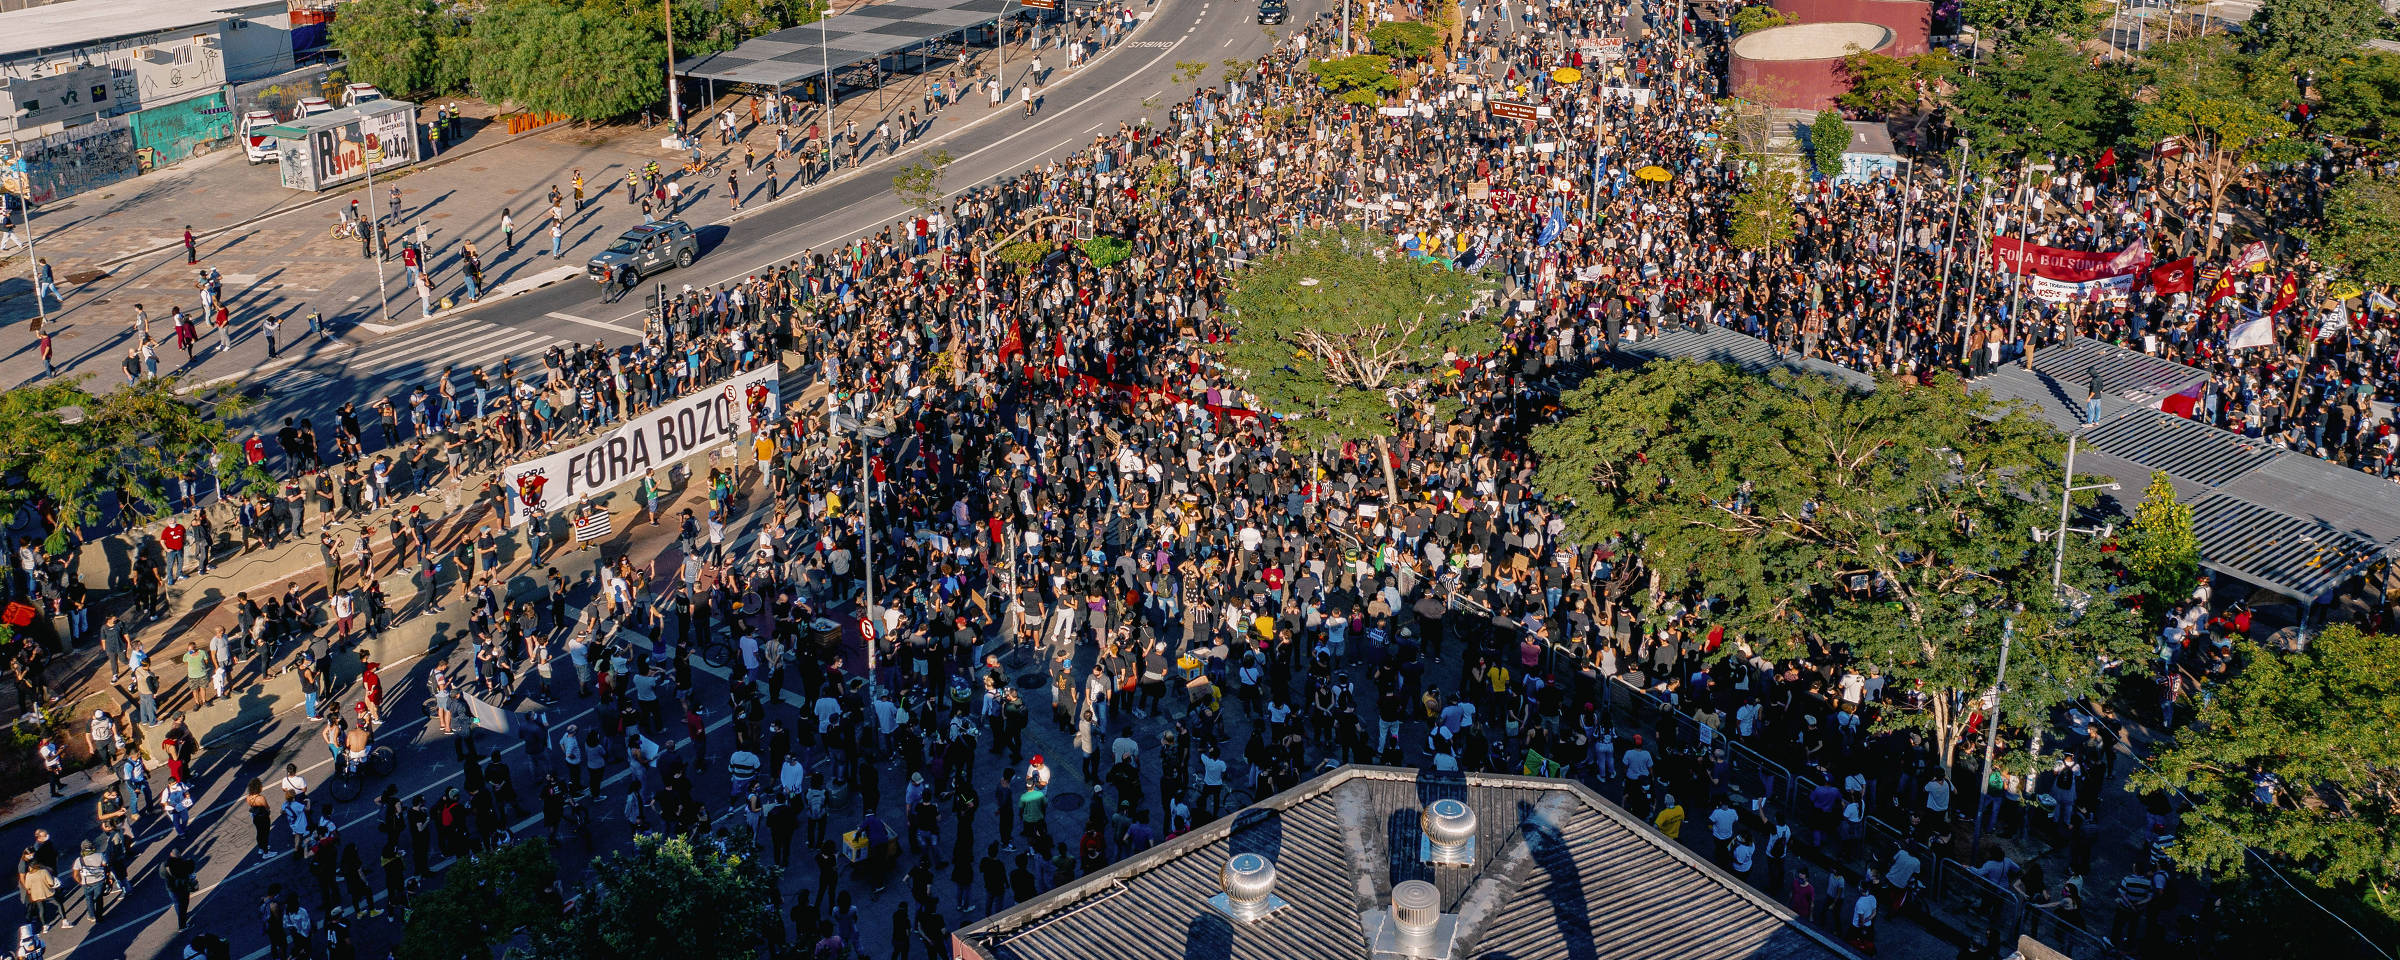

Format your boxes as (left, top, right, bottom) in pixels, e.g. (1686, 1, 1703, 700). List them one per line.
(160, 520, 188, 585)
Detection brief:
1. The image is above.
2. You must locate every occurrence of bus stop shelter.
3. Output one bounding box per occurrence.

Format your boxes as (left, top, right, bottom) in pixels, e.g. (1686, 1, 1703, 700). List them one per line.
(674, 0, 1045, 100)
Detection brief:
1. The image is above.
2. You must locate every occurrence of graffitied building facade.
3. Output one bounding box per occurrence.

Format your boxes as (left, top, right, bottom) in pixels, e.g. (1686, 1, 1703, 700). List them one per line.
(0, 0, 298, 202)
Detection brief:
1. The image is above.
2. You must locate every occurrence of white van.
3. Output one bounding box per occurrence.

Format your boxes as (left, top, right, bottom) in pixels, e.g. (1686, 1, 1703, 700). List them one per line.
(241, 110, 280, 163)
(297, 97, 335, 117)
(341, 83, 383, 107)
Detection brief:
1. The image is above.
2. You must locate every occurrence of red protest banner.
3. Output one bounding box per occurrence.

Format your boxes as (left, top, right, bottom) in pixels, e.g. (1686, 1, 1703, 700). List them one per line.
(1986, 236, 2151, 283)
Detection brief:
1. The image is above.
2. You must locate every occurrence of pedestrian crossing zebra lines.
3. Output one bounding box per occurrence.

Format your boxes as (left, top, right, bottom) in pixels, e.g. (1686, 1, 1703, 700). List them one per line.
(346, 322, 561, 387)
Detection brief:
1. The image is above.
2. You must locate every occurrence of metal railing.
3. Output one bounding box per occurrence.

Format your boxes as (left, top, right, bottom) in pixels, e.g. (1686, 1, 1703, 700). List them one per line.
(1596, 674, 2121, 958)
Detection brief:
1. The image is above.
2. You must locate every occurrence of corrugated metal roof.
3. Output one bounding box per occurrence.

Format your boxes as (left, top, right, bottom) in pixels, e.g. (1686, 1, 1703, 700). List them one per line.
(2217, 455, 2400, 546)
(1613, 325, 1875, 391)
(675, 0, 1022, 87)
(956, 766, 1858, 960)
(2025, 337, 2208, 405)
(1606, 322, 2395, 600)
(2185, 493, 2386, 603)
(2080, 412, 2280, 487)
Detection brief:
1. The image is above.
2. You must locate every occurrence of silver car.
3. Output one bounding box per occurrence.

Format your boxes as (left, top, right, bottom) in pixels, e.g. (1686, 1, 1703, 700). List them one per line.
(588, 219, 698, 289)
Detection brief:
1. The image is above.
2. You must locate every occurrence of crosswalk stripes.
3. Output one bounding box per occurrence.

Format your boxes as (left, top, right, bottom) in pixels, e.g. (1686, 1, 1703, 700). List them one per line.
(351, 325, 558, 388)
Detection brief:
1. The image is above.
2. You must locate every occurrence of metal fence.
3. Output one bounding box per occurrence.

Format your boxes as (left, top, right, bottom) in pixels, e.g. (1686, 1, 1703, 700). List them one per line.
(1597, 676, 2120, 959)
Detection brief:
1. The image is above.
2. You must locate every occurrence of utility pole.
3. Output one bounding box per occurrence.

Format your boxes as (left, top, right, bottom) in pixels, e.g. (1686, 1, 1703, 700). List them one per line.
(1932, 137, 1970, 341)
(18, 195, 46, 333)
(1883, 156, 1913, 344)
(665, 0, 682, 126)
(364, 154, 392, 325)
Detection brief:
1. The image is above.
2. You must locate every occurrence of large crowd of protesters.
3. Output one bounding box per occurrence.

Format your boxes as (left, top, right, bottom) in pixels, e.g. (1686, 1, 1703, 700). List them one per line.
(5, 0, 2389, 957)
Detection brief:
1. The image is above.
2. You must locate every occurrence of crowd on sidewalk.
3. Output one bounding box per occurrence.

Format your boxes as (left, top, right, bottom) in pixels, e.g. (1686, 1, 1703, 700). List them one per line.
(4, 0, 2384, 956)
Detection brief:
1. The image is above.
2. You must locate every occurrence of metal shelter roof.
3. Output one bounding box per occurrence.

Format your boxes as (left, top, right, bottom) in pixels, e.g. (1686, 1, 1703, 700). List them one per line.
(956, 765, 1861, 960)
(1606, 323, 2400, 602)
(2027, 336, 2209, 406)
(674, 0, 1024, 88)
(2184, 493, 2386, 603)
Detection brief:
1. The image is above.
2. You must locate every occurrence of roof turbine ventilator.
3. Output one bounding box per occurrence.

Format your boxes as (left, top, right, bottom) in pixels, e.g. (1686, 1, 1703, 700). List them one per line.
(1367, 880, 1462, 960)
(1210, 852, 1290, 923)
(1420, 799, 1477, 866)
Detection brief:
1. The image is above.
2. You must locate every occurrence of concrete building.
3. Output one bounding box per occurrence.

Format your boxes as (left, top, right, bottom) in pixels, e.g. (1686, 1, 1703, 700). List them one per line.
(957, 765, 1863, 960)
(0, 0, 299, 202)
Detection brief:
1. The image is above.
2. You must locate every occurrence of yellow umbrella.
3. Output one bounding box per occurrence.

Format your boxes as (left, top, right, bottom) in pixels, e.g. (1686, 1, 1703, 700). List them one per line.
(1635, 165, 1672, 182)
(2327, 280, 2365, 300)
(1552, 67, 1583, 84)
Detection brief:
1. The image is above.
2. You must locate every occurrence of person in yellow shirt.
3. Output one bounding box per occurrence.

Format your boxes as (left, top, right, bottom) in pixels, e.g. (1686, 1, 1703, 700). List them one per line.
(1653, 794, 1685, 840)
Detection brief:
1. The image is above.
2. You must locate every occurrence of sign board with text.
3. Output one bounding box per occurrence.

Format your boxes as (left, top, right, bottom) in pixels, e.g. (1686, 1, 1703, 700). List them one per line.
(499, 365, 782, 525)
(1488, 99, 1538, 122)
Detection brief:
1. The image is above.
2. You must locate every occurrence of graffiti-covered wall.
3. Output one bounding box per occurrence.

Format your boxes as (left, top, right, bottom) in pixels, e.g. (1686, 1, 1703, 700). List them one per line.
(0, 25, 230, 138)
(131, 89, 232, 169)
(0, 115, 137, 204)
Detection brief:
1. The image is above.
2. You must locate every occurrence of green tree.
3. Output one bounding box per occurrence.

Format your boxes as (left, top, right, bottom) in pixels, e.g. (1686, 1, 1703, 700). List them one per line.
(1960, 0, 2104, 42)
(2120, 470, 2200, 625)
(1529, 361, 2147, 771)
(1836, 49, 1957, 118)
(1728, 167, 1798, 250)
(1216, 225, 1497, 495)
(540, 834, 780, 960)
(2319, 52, 2400, 148)
(1809, 109, 1852, 178)
(326, 0, 462, 95)
(2249, 0, 2387, 68)
(2131, 626, 2400, 925)
(1728, 5, 1796, 33)
(470, 0, 666, 119)
(397, 838, 565, 960)
(1306, 55, 1404, 106)
(0, 378, 271, 552)
(1948, 36, 2131, 165)
(2312, 170, 2400, 287)
(1080, 235, 1133, 269)
(891, 149, 955, 213)
(1367, 20, 1443, 60)
(2136, 78, 2312, 255)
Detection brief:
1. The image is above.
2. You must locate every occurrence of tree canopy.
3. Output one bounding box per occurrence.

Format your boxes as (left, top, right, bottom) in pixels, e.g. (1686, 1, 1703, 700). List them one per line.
(1836, 49, 1957, 119)
(2132, 626, 2400, 926)
(1528, 361, 2148, 770)
(1217, 225, 1496, 447)
(2311, 169, 2400, 288)
(2247, 0, 2388, 69)
(1947, 36, 2131, 165)
(0, 377, 272, 551)
(326, 0, 462, 96)
(1307, 55, 1405, 106)
(1728, 166, 1799, 251)
(2120, 470, 2201, 625)
(2319, 53, 2400, 149)
(1810, 109, 1853, 178)
(539, 834, 781, 960)
(1959, 0, 2106, 43)
(398, 838, 566, 960)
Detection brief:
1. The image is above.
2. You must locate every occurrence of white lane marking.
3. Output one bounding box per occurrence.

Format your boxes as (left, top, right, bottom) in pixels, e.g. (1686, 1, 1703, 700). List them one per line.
(358, 326, 535, 371)
(547, 310, 644, 336)
(600, 27, 1200, 326)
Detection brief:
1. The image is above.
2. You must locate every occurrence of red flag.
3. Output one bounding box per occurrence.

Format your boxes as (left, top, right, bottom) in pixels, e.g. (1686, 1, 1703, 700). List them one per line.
(997, 317, 1025, 364)
(2269, 271, 2299, 314)
(2096, 147, 2118, 170)
(2206, 267, 2239, 306)
(2147, 256, 2196, 294)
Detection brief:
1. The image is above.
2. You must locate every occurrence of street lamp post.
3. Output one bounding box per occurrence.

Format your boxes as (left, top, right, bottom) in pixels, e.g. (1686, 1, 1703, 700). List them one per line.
(832, 410, 892, 698)
(666, 0, 683, 126)
(1977, 435, 2118, 842)
(363, 155, 392, 325)
(1883, 156, 1913, 345)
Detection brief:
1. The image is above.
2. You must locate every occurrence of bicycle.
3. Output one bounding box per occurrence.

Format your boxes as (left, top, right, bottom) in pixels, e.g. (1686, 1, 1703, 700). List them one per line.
(699, 636, 736, 669)
(328, 745, 397, 802)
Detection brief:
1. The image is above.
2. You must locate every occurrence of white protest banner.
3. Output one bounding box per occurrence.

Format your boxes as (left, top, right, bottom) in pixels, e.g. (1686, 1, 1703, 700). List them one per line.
(2027, 273, 2137, 303)
(499, 364, 781, 525)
